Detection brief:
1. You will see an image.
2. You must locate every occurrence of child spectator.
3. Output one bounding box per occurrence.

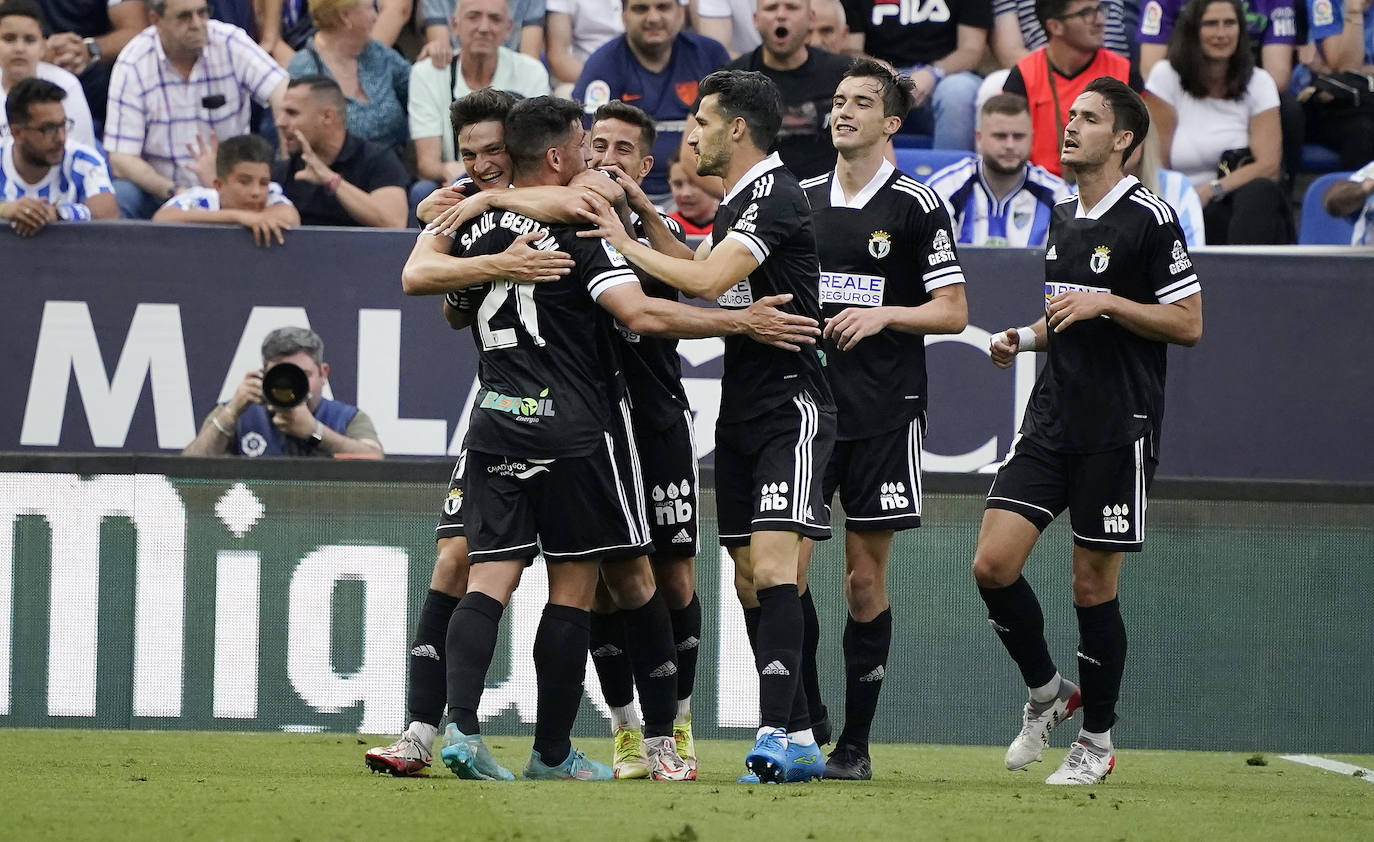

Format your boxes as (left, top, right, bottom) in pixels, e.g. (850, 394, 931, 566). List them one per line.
(153, 134, 300, 247)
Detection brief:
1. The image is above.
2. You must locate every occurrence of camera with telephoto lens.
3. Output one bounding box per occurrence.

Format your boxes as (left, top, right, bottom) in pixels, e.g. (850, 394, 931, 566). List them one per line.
(261, 362, 310, 410)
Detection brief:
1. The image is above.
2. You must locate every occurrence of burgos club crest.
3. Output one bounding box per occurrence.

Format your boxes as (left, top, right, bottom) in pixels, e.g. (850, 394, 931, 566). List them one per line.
(1090, 245, 1111, 274)
(868, 230, 891, 259)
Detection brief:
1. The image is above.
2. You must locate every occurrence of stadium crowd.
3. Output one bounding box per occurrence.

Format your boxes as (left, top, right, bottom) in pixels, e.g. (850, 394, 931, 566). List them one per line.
(1, 0, 1373, 241)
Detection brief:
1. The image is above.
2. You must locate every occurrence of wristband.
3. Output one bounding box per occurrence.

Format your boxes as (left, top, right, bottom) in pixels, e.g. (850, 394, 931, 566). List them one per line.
(57, 202, 91, 222)
(1016, 327, 1037, 349)
(326, 172, 342, 193)
(210, 413, 232, 437)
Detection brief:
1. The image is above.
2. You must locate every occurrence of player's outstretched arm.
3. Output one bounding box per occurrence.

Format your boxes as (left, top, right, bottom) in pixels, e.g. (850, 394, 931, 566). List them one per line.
(598, 286, 819, 350)
(825, 285, 969, 351)
(1047, 290, 1202, 346)
(402, 229, 574, 295)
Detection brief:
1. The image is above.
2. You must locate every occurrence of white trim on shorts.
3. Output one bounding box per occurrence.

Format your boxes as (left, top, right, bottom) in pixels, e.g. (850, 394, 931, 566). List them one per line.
(616, 398, 652, 546)
(791, 392, 820, 525)
(468, 540, 540, 561)
(605, 409, 649, 549)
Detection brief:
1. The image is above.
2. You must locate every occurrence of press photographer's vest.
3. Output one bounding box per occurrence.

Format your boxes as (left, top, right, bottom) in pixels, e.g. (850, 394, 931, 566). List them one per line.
(1019, 47, 1132, 176)
(234, 399, 359, 457)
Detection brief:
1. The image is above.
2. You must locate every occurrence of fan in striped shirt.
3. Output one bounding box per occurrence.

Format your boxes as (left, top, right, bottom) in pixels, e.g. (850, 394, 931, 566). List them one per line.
(0, 76, 114, 235)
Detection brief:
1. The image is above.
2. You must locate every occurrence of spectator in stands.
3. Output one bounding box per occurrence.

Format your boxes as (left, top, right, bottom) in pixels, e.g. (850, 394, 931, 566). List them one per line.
(152, 134, 300, 245)
(104, 0, 288, 219)
(0, 1, 96, 148)
(1145, 0, 1292, 243)
(1125, 123, 1205, 245)
(546, 0, 625, 88)
(0, 76, 115, 233)
(274, 75, 408, 226)
(1138, 0, 1299, 189)
(1002, 0, 1139, 176)
(257, 0, 415, 65)
(574, 0, 730, 196)
(286, 0, 410, 151)
(725, 0, 851, 179)
(37, 0, 145, 135)
(183, 326, 384, 458)
(839, 0, 988, 150)
(1322, 160, 1374, 244)
(808, 0, 848, 53)
(926, 93, 1069, 246)
(664, 145, 719, 233)
(991, 0, 1132, 67)
(420, 0, 545, 65)
(695, 0, 764, 58)
(410, 0, 548, 192)
(1294, 0, 1374, 172)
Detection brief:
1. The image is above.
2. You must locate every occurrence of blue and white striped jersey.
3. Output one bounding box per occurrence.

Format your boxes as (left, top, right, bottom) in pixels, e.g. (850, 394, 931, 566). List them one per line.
(0, 138, 113, 216)
(161, 183, 293, 212)
(925, 155, 1070, 248)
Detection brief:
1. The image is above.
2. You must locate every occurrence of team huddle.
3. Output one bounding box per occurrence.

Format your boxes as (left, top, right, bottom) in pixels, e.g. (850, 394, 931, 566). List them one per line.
(365, 62, 1202, 787)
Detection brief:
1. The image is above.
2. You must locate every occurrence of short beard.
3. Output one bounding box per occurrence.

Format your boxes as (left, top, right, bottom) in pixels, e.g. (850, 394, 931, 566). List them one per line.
(982, 154, 1027, 177)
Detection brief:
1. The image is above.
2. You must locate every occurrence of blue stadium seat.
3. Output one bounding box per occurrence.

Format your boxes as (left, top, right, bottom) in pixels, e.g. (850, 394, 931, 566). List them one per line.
(893, 147, 972, 182)
(891, 134, 933, 149)
(1300, 143, 1343, 173)
(1298, 171, 1358, 245)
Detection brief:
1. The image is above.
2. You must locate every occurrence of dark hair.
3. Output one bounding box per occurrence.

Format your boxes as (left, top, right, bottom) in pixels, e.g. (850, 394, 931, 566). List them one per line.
(695, 70, 783, 152)
(592, 100, 657, 155)
(216, 134, 274, 179)
(981, 92, 1031, 120)
(287, 75, 348, 113)
(1167, 0, 1253, 100)
(0, 0, 45, 30)
(503, 95, 584, 175)
(1082, 76, 1150, 165)
(4, 76, 65, 127)
(842, 57, 916, 121)
(262, 326, 325, 367)
(450, 87, 518, 140)
(1034, 0, 1076, 29)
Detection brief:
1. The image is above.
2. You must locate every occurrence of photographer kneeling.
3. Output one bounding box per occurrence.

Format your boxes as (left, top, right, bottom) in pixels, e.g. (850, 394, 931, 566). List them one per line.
(183, 327, 384, 458)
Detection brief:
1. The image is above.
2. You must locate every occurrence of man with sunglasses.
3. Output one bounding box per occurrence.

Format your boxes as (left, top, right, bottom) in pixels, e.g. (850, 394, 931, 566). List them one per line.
(104, 0, 287, 218)
(0, 76, 115, 235)
(1001, 0, 1140, 175)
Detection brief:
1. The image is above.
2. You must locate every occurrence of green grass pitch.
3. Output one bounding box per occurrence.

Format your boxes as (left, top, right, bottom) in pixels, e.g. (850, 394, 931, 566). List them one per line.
(5, 730, 1371, 840)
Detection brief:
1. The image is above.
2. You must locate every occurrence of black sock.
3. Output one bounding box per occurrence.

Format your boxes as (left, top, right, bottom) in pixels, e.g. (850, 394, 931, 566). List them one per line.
(670, 593, 702, 703)
(406, 589, 460, 727)
(787, 673, 811, 733)
(621, 592, 677, 738)
(755, 584, 803, 730)
(1075, 598, 1127, 734)
(743, 605, 762, 659)
(978, 576, 1057, 689)
(532, 603, 591, 766)
(589, 610, 635, 709)
(445, 592, 504, 735)
(799, 589, 828, 727)
(837, 608, 892, 752)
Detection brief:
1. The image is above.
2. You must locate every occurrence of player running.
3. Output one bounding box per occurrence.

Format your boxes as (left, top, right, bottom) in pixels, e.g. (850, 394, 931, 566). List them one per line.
(974, 77, 1202, 785)
(797, 59, 969, 781)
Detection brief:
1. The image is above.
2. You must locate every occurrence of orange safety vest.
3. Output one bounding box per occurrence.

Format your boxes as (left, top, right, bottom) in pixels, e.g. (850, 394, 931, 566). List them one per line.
(1017, 47, 1132, 176)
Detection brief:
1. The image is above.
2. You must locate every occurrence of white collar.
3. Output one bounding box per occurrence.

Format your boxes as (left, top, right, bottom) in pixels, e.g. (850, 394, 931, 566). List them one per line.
(829, 159, 895, 210)
(722, 152, 785, 204)
(1074, 174, 1138, 220)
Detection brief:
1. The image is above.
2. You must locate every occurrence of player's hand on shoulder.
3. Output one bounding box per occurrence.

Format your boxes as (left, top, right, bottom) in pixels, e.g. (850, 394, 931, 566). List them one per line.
(575, 193, 630, 247)
(743, 293, 821, 352)
(823, 306, 890, 351)
(497, 230, 575, 283)
(1047, 290, 1114, 333)
(989, 328, 1019, 369)
(416, 186, 467, 225)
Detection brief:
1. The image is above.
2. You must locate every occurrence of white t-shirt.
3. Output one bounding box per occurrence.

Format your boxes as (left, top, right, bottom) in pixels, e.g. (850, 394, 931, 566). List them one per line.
(160, 183, 293, 211)
(1145, 61, 1279, 185)
(546, 0, 626, 61)
(0, 63, 98, 151)
(408, 47, 551, 162)
(697, 0, 762, 55)
(1349, 161, 1374, 246)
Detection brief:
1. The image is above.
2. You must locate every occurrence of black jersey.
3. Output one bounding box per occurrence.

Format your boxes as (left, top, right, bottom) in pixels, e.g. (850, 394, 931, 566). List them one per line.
(712, 153, 835, 423)
(802, 163, 966, 440)
(1023, 177, 1202, 453)
(454, 208, 639, 458)
(614, 212, 692, 431)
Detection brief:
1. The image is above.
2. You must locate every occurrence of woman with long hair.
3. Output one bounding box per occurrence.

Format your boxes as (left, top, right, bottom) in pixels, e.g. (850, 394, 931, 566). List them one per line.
(1144, 0, 1292, 243)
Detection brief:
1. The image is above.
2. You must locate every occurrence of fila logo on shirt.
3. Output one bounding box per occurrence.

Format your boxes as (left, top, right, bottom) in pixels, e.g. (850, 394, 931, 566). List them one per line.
(759, 481, 790, 512)
(1102, 504, 1131, 534)
(652, 479, 694, 526)
(879, 481, 909, 511)
(870, 0, 952, 27)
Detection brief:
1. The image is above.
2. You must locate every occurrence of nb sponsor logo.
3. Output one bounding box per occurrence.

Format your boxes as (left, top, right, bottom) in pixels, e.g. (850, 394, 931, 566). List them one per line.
(652, 479, 694, 526)
(1101, 503, 1130, 534)
(759, 481, 789, 512)
(879, 481, 910, 511)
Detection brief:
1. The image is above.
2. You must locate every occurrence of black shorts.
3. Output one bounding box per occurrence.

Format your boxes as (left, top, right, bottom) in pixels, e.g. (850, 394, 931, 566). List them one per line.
(464, 406, 653, 563)
(986, 433, 1157, 552)
(825, 415, 924, 532)
(715, 391, 836, 547)
(634, 407, 699, 558)
(434, 449, 467, 539)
